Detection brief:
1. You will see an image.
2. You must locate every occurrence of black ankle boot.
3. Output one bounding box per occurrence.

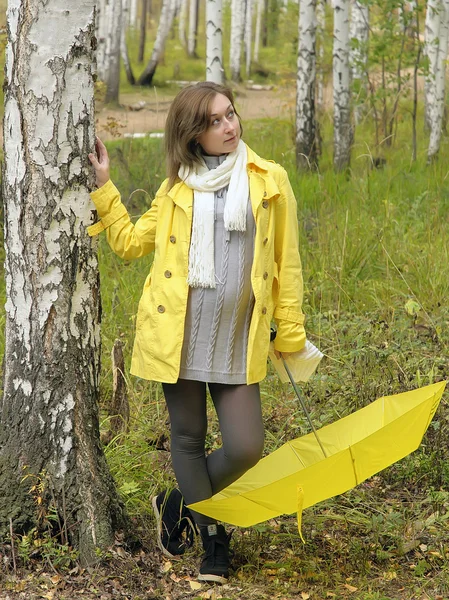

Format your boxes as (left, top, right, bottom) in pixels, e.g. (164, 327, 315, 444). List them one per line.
(198, 524, 231, 584)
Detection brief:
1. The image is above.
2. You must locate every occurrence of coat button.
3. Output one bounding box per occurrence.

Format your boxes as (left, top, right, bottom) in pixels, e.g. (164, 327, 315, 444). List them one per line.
(261, 307, 267, 315)
(164, 270, 172, 278)
(263, 237, 268, 245)
(262, 200, 269, 209)
(157, 305, 165, 313)
(263, 272, 268, 280)
(169, 235, 176, 243)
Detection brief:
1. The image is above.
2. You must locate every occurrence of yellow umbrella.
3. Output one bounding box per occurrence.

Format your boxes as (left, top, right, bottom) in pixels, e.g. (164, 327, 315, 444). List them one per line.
(189, 381, 446, 532)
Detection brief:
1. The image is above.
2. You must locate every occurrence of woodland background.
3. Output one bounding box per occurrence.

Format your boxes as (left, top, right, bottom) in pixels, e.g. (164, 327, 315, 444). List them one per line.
(1, 1, 449, 599)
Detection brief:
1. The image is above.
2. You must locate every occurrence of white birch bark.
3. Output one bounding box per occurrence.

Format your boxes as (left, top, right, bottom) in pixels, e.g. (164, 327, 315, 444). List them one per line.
(188, 0, 199, 57)
(105, 0, 122, 103)
(138, 0, 177, 85)
(244, 0, 253, 77)
(96, 0, 109, 81)
(178, 0, 188, 47)
(230, 0, 245, 81)
(296, 0, 318, 170)
(333, 0, 353, 170)
(206, 0, 224, 83)
(121, 0, 136, 84)
(130, 0, 138, 27)
(426, 0, 449, 160)
(316, 0, 325, 110)
(254, 0, 263, 62)
(1, 0, 125, 559)
(349, 0, 369, 124)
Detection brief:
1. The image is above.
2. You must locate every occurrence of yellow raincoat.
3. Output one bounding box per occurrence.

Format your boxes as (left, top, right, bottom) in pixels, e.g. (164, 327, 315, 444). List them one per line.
(88, 144, 306, 384)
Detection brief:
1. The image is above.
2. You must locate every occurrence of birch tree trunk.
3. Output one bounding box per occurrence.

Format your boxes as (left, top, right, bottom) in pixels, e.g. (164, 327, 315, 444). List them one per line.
(188, 0, 200, 57)
(316, 0, 325, 110)
(96, 0, 109, 81)
(206, 0, 224, 83)
(296, 0, 319, 170)
(426, 0, 449, 160)
(121, 0, 136, 84)
(349, 0, 369, 124)
(333, 0, 353, 170)
(1, 0, 126, 562)
(139, 0, 149, 62)
(178, 0, 188, 47)
(138, 0, 177, 85)
(244, 0, 253, 77)
(230, 0, 245, 81)
(254, 0, 263, 62)
(105, 0, 122, 103)
(130, 0, 139, 26)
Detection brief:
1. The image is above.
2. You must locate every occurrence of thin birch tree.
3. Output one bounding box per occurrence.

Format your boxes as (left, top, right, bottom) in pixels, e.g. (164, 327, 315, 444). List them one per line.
(244, 0, 253, 77)
(1, 0, 126, 561)
(254, 0, 264, 62)
(138, 0, 177, 85)
(349, 0, 369, 124)
(122, 0, 136, 84)
(206, 0, 225, 83)
(105, 0, 123, 103)
(316, 0, 326, 110)
(425, 0, 449, 160)
(333, 0, 353, 170)
(139, 0, 149, 62)
(188, 0, 200, 57)
(296, 0, 319, 170)
(230, 0, 245, 81)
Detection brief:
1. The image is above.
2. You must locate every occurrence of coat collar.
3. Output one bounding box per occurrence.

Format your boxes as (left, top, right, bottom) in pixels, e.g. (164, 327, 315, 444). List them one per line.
(166, 144, 278, 213)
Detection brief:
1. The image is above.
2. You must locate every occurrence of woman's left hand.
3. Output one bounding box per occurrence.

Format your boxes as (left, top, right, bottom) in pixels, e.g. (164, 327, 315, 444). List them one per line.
(274, 350, 294, 360)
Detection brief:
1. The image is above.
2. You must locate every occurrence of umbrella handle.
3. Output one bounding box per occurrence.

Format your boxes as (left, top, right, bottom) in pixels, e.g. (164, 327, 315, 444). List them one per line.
(282, 357, 328, 459)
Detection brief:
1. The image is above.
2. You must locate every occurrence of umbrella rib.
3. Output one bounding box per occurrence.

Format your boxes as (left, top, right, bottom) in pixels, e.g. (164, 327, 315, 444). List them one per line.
(348, 444, 360, 486)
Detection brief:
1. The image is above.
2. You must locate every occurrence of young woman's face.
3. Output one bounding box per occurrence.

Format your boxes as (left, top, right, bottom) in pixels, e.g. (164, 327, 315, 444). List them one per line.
(196, 93, 241, 156)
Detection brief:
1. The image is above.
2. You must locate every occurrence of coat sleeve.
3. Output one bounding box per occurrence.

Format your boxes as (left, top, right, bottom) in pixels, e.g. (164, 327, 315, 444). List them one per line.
(272, 168, 306, 353)
(87, 179, 159, 260)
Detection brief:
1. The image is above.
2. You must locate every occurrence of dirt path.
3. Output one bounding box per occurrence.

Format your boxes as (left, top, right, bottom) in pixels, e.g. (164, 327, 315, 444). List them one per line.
(96, 85, 297, 140)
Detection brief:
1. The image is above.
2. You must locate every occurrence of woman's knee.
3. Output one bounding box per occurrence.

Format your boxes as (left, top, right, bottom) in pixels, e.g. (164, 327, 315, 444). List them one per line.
(224, 432, 264, 471)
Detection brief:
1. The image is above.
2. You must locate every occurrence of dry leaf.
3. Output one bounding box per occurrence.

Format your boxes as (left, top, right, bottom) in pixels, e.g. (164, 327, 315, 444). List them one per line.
(170, 573, 181, 583)
(343, 584, 358, 592)
(189, 580, 202, 591)
(301, 593, 310, 599)
(161, 561, 172, 573)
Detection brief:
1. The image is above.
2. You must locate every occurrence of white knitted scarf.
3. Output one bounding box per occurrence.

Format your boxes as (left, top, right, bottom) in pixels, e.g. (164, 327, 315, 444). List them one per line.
(179, 140, 249, 288)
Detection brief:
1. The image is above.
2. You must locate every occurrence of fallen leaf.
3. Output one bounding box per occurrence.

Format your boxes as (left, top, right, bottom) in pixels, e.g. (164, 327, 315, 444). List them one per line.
(170, 573, 181, 583)
(189, 580, 202, 591)
(161, 561, 172, 573)
(343, 584, 358, 592)
(301, 593, 310, 600)
(419, 543, 428, 552)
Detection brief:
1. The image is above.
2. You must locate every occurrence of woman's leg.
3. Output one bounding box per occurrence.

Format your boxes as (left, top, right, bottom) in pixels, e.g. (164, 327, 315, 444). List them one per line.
(207, 383, 264, 494)
(162, 379, 216, 526)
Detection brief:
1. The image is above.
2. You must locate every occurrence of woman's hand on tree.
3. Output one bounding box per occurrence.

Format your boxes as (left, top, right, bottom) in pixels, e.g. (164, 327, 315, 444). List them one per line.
(88, 137, 110, 188)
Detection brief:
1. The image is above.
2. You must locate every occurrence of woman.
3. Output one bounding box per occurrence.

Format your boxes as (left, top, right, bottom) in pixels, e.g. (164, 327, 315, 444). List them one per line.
(88, 82, 306, 584)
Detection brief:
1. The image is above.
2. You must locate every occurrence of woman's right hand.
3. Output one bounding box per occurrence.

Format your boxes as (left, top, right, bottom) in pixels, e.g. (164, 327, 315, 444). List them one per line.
(89, 137, 110, 189)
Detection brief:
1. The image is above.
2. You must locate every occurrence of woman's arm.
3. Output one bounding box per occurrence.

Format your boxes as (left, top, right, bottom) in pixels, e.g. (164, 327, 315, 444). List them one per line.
(272, 168, 306, 354)
(88, 138, 158, 260)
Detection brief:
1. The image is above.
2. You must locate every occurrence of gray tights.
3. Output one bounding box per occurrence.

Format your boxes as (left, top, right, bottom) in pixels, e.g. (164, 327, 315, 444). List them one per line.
(162, 380, 264, 527)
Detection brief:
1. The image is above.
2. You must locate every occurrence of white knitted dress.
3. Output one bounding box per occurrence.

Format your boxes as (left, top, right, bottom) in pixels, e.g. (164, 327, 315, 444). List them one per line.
(179, 154, 256, 384)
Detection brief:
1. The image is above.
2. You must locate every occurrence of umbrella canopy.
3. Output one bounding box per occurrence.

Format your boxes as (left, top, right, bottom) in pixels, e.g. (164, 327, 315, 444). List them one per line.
(189, 381, 446, 528)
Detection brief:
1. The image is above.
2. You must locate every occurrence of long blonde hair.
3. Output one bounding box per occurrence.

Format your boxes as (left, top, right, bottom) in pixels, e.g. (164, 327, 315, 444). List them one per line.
(164, 82, 242, 190)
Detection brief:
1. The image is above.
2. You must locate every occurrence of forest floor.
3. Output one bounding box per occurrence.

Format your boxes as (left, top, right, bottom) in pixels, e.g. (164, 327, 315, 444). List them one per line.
(96, 84, 298, 141)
